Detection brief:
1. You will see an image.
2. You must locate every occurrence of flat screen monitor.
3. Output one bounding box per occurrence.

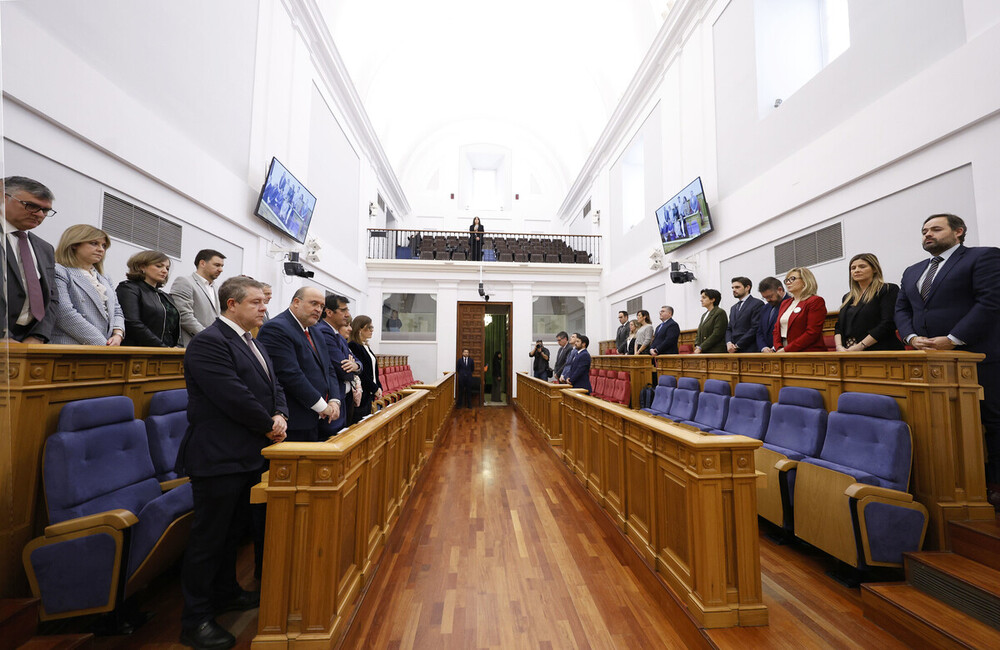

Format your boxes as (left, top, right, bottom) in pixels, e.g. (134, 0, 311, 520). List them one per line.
(654, 176, 713, 254)
(254, 158, 317, 244)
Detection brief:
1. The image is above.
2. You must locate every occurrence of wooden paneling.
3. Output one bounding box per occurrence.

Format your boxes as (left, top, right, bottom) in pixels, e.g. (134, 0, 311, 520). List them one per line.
(655, 350, 992, 550)
(456, 302, 486, 406)
(591, 354, 658, 408)
(251, 374, 454, 649)
(511, 372, 575, 446)
(0, 344, 186, 598)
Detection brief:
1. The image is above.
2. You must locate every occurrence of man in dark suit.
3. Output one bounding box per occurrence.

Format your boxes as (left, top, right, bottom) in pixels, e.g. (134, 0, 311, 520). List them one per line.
(177, 276, 288, 650)
(756, 276, 791, 353)
(257, 286, 339, 442)
(4, 176, 58, 342)
(896, 214, 1000, 507)
(565, 334, 593, 392)
(552, 331, 571, 380)
(649, 306, 680, 356)
(560, 333, 580, 382)
(316, 293, 360, 431)
(456, 348, 475, 408)
(726, 276, 765, 353)
(615, 311, 630, 353)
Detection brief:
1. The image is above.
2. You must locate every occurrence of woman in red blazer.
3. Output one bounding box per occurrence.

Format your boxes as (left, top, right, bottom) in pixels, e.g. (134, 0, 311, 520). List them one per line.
(771, 266, 827, 352)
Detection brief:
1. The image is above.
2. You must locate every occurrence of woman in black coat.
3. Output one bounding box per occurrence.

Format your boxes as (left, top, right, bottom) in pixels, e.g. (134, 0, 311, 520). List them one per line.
(348, 315, 382, 422)
(835, 253, 904, 352)
(115, 250, 180, 347)
(469, 216, 484, 261)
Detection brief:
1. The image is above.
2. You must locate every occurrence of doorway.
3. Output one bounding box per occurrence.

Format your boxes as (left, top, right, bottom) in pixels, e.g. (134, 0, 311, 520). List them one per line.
(456, 301, 512, 407)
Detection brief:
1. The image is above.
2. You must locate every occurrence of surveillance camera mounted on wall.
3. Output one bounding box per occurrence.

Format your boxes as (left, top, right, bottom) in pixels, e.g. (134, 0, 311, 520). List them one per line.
(283, 252, 314, 278)
(669, 261, 695, 284)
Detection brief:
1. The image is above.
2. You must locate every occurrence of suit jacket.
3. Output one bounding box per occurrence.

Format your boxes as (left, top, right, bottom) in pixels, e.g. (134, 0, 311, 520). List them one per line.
(256, 309, 338, 440)
(773, 295, 827, 352)
(615, 323, 630, 353)
(4, 232, 58, 341)
(176, 318, 287, 477)
(756, 296, 792, 352)
(50, 264, 125, 345)
(726, 296, 764, 351)
(456, 355, 475, 384)
(695, 307, 728, 354)
(562, 348, 579, 379)
(349, 341, 381, 395)
(650, 318, 680, 355)
(836, 284, 904, 351)
(171, 272, 220, 346)
(315, 319, 350, 431)
(553, 344, 571, 377)
(116, 279, 180, 347)
(896, 245, 1000, 361)
(565, 348, 592, 391)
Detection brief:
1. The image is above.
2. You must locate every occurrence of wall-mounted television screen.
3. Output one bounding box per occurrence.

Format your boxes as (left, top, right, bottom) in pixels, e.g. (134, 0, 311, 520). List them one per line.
(654, 176, 713, 254)
(254, 158, 317, 244)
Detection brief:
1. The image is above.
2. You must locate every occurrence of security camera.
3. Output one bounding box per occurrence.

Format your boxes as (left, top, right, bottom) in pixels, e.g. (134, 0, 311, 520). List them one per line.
(283, 252, 314, 278)
(669, 261, 694, 284)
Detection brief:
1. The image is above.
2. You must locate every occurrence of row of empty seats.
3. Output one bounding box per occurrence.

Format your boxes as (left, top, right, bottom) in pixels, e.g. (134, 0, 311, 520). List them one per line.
(588, 369, 631, 406)
(404, 234, 593, 263)
(24, 391, 191, 622)
(379, 365, 417, 395)
(640, 376, 928, 570)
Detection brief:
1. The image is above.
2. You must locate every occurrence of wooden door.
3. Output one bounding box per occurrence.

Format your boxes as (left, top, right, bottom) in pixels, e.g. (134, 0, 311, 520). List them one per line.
(457, 302, 486, 405)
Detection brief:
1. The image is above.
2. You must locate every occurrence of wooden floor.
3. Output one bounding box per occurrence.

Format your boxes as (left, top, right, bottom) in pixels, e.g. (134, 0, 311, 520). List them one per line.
(73, 405, 910, 649)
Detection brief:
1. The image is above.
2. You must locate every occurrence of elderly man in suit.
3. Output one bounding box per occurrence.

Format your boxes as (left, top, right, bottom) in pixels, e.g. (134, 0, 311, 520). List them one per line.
(176, 276, 288, 650)
(257, 286, 340, 442)
(726, 276, 764, 353)
(3, 176, 59, 342)
(756, 276, 791, 353)
(565, 334, 593, 392)
(172, 248, 226, 346)
(895, 213, 1000, 508)
(649, 306, 679, 356)
(456, 348, 475, 408)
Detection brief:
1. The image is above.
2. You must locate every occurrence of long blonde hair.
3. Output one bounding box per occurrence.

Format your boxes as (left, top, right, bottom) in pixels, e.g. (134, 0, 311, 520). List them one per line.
(786, 266, 818, 300)
(840, 253, 886, 308)
(55, 224, 111, 274)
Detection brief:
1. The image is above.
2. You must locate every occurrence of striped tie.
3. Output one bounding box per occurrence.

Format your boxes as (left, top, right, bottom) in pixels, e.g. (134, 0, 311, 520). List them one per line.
(919, 256, 943, 302)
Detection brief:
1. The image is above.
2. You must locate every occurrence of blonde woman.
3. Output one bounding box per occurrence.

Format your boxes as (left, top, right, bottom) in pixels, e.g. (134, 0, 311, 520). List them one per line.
(768, 266, 826, 353)
(835, 253, 904, 352)
(51, 224, 125, 345)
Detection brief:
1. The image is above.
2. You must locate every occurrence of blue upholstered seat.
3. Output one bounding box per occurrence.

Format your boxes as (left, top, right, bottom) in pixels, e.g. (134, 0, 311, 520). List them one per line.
(708, 383, 771, 438)
(641, 374, 676, 416)
(680, 379, 731, 431)
(145, 389, 188, 482)
(23, 395, 193, 622)
(660, 377, 700, 422)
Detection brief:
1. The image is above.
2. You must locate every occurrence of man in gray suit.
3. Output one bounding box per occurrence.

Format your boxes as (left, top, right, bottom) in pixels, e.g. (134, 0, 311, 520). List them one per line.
(4, 176, 58, 342)
(172, 248, 226, 346)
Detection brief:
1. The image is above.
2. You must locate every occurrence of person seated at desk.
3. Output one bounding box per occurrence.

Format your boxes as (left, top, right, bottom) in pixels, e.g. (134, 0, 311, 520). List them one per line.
(51, 224, 124, 346)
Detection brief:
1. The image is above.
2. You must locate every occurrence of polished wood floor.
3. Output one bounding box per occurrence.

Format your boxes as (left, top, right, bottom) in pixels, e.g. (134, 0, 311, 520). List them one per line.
(71, 404, 910, 649)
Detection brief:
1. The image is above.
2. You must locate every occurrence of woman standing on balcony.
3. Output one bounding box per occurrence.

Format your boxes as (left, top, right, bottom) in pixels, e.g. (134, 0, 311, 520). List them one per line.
(469, 216, 484, 261)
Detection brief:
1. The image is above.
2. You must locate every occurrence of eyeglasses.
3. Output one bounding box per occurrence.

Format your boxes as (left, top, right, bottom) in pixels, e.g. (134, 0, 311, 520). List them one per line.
(4, 193, 57, 218)
(783, 276, 799, 285)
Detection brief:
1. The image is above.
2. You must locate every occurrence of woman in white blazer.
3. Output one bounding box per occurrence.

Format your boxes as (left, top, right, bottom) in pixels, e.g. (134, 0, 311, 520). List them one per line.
(51, 224, 125, 345)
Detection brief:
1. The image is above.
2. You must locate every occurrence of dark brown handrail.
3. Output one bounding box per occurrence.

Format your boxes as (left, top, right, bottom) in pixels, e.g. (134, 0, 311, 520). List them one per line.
(367, 228, 601, 264)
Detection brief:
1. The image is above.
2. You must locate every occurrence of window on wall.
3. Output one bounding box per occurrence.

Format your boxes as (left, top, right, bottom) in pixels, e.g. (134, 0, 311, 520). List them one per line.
(472, 169, 498, 210)
(621, 134, 645, 232)
(382, 293, 436, 341)
(755, 0, 850, 118)
(532, 296, 585, 341)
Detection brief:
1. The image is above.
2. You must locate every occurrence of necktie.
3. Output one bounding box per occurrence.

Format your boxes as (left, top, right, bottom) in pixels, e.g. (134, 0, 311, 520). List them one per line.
(13, 232, 45, 322)
(737, 300, 744, 312)
(920, 256, 943, 302)
(305, 328, 317, 353)
(243, 332, 270, 376)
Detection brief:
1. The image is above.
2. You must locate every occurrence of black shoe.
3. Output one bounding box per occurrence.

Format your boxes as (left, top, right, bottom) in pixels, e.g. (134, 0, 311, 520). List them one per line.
(987, 484, 1000, 513)
(180, 620, 235, 650)
(215, 589, 260, 614)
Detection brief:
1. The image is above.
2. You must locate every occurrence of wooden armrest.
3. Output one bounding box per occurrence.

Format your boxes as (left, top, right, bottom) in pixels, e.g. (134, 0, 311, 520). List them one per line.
(773, 459, 798, 472)
(160, 477, 189, 491)
(844, 484, 914, 502)
(45, 509, 138, 537)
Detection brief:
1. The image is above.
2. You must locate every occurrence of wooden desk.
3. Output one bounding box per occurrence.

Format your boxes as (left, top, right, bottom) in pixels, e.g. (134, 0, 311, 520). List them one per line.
(654, 351, 992, 549)
(252, 378, 453, 649)
(0, 343, 186, 598)
(561, 390, 767, 628)
(512, 372, 576, 445)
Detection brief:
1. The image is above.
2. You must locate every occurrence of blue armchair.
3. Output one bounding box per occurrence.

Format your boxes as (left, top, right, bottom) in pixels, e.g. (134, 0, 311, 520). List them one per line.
(641, 374, 676, 417)
(680, 378, 731, 431)
(144, 388, 189, 483)
(708, 382, 771, 439)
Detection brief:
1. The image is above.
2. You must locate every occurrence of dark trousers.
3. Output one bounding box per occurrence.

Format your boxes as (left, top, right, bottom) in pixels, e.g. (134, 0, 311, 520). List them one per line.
(457, 380, 472, 408)
(181, 470, 260, 629)
(980, 362, 1000, 484)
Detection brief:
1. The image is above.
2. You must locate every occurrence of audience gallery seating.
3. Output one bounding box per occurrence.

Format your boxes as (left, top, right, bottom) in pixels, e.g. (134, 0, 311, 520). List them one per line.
(410, 233, 592, 263)
(22, 396, 194, 623)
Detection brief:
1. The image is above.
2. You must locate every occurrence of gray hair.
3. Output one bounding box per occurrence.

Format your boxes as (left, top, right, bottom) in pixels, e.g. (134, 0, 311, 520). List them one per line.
(4, 176, 54, 201)
(219, 276, 264, 311)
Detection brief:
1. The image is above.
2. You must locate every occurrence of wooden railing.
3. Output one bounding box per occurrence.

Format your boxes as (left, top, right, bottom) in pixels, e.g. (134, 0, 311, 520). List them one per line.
(367, 228, 602, 264)
(251, 374, 454, 648)
(511, 372, 576, 445)
(653, 351, 992, 550)
(560, 388, 767, 628)
(0, 344, 186, 598)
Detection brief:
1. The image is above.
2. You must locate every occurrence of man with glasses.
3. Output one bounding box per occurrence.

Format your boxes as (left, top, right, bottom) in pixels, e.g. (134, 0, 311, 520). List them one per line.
(3, 176, 58, 342)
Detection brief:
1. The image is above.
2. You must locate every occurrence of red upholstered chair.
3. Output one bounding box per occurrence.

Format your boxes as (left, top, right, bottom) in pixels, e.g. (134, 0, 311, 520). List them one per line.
(823, 335, 837, 351)
(678, 344, 694, 354)
(615, 371, 631, 406)
(595, 370, 610, 400)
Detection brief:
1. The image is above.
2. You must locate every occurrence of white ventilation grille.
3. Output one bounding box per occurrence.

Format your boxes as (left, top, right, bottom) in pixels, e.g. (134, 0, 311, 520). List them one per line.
(102, 193, 183, 258)
(774, 222, 843, 274)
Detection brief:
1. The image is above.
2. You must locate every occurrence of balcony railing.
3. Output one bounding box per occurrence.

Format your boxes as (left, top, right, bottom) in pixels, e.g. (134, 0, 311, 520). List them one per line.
(367, 228, 601, 265)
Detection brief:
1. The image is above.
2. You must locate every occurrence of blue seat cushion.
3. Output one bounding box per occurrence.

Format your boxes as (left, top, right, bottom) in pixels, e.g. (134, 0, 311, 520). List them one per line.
(762, 442, 809, 461)
(128, 481, 193, 577)
(801, 457, 883, 487)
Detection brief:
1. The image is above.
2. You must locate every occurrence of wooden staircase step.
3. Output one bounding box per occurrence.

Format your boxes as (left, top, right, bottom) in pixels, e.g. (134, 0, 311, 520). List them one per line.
(18, 635, 94, 650)
(0, 598, 40, 650)
(949, 517, 1000, 572)
(862, 582, 1000, 650)
(905, 552, 1000, 629)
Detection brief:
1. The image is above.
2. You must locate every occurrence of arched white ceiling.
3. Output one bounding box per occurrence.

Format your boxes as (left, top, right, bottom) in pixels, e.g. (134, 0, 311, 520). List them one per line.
(322, 0, 670, 218)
